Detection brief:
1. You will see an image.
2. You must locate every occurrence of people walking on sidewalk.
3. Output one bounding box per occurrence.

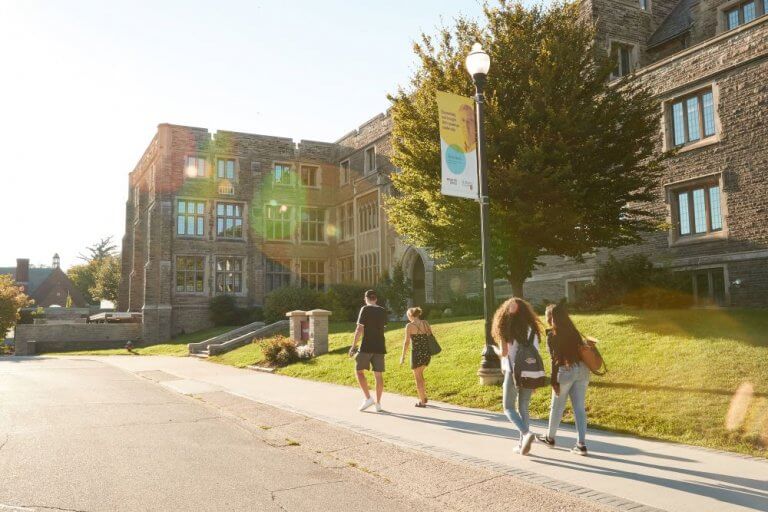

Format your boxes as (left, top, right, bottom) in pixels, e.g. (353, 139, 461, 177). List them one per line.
(349, 289, 388, 412)
(536, 304, 591, 456)
(399, 306, 433, 408)
(491, 297, 545, 455)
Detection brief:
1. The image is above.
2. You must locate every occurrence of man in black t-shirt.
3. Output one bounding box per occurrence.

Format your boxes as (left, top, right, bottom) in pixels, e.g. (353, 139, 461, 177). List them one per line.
(349, 289, 388, 412)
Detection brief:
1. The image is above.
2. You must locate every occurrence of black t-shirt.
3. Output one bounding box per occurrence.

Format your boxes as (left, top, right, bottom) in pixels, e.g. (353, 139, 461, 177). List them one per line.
(357, 304, 388, 354)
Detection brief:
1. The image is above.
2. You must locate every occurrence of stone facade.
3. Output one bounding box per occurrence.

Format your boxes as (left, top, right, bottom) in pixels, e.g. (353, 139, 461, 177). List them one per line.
(527, 1, 768, 307)
(120, 115, 452, 341)
(121, 1, 768, 340)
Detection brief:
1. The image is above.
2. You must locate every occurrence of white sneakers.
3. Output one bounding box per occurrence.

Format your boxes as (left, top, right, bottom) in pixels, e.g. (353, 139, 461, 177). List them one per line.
(358, 397, 383, 412)
(519, 432, 535, 456)
(359, 397, 375, 411)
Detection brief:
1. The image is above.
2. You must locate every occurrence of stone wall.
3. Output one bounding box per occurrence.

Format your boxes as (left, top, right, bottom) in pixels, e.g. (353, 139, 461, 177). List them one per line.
(524, 10, 768, 308)
(14, 324, 142, 355)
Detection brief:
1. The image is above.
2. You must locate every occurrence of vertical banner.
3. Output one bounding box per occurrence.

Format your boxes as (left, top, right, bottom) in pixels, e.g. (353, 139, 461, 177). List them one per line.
(436, 90, 479, 199)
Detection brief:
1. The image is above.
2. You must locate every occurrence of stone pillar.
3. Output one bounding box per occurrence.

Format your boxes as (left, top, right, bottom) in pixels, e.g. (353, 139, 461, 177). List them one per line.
(307, 309, 332, 356)
(285, 310, 308, 345)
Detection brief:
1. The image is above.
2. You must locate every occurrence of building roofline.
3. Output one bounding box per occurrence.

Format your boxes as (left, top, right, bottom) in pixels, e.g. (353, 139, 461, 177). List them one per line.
(637, 15, 768, 78)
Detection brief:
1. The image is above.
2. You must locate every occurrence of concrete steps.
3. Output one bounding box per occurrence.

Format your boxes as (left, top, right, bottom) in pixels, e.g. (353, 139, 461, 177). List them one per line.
(187, 320, 289, 358)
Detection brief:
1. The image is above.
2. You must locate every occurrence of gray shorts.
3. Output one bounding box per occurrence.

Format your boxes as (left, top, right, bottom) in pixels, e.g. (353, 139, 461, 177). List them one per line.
(355, 352, 385, 372)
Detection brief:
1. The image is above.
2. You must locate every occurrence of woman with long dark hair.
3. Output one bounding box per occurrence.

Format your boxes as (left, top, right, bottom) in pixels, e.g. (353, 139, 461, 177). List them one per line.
(490, 297, 542, 455)
(536, 303, 591, 455)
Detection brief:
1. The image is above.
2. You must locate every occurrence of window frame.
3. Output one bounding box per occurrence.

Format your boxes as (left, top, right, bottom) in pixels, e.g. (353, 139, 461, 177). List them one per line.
(359, 252, 380, 285)
(339, 159, 351, 186)
(666, 173, 728, 246)
(719, 0, 765, 32)
(273, 162, 295, 187)
(265, 257, 292, 293)
(298, 259, 326, 291)
(176, 199, 206, 238)
(337, 201, 354, 241)
(264, 204, 294, 242)
(357, 195, 379, 233)
(337, 255, 355, 283)
(299, 207, 326, 243)
(215, 201, 245, 240)
(174, 255, 206, 295)
(608, 40, 636, 80)
(185, 155, 207, 178)
(216, 157, 237, 181)
(215, 256, 245, 295)
(663, 84, 720, 152)
(363, 146, 377, 175)
(299, 164, 321, 189)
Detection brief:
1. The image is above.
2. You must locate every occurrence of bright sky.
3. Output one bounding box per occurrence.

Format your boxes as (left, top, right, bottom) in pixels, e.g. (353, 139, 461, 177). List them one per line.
(0, 0, 524, 271)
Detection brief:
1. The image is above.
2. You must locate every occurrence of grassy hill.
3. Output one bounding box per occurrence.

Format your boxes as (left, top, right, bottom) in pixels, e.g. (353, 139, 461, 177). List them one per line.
(218, 309, 768, 457)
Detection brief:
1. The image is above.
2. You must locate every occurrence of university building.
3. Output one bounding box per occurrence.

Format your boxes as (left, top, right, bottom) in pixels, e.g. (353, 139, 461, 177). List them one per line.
(524, 0, 768, 307)
(120, 0, 768, 341)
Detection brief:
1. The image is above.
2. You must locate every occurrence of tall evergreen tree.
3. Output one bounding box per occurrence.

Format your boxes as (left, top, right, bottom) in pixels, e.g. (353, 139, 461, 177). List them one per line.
(386, 1, 665, 295)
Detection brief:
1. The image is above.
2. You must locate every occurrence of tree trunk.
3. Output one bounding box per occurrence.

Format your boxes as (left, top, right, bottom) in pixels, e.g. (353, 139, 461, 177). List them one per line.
(507, 276, 525, 299)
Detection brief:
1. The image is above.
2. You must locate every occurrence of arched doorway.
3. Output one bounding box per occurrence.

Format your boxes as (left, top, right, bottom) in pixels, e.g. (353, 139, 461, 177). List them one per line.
(412, 255, 426, 306)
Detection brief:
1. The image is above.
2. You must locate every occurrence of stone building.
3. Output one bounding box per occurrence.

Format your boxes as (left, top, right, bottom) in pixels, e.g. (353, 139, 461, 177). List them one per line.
(0, 254, 88, 308)
(121, 0, 768, 341)
(524, 0, 768, 307)
(119, 116, 477, 341)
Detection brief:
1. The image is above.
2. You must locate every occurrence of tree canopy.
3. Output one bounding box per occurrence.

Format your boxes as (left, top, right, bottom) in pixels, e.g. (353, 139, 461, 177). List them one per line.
(0, 274, 32, 338)
(385, 1, 665, 294)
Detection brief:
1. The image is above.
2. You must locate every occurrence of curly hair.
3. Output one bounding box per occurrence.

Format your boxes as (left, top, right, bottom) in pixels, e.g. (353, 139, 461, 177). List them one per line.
(491, 297, 541, 346)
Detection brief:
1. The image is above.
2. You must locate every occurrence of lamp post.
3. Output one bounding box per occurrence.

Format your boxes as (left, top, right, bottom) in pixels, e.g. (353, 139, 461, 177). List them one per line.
(466, 43, 502, 385)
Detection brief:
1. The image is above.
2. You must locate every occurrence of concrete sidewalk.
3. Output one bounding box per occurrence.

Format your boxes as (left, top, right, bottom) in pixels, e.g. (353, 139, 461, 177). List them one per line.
(86, 356, 766, 512)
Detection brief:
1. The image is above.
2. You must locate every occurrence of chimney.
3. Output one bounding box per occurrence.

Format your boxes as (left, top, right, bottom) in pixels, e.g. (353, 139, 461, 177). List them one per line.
(53, 253, 60, 269)
(16, 258, 29, 284)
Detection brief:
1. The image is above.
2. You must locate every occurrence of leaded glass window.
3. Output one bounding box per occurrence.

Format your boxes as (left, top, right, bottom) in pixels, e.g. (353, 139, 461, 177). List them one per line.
(177, 200, 205, 237)
(669, 89, 717, 147)
(175, 256, 204, 293)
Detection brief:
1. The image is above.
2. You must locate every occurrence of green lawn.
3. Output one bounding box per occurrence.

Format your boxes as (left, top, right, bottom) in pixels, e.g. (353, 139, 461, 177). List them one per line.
(46, 326, 237, 357)
(220, 309, 768, 457)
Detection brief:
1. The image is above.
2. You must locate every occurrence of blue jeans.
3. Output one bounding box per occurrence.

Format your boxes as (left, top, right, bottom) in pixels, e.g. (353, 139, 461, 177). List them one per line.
(548, 362, 590, 445)
(502, 369, 533, 437)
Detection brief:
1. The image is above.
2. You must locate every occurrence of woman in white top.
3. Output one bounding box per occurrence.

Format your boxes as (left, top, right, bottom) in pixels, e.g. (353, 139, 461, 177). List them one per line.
(491, 297, 543, 455)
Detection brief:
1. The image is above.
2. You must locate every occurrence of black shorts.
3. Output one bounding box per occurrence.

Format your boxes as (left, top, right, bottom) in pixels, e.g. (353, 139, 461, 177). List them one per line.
(355, 352, 385, 372)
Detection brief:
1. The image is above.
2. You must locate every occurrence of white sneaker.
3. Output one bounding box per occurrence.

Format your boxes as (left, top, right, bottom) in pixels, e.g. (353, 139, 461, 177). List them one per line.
(375, 402, 383, 412)
(512, 444, 522, 454)
(521, 432, 535, 455)
(359, 397, 375, 411)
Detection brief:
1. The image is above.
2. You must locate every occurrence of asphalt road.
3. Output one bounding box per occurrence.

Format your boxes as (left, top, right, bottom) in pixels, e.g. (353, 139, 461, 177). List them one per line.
(0, 357, 437, 511)
(0, 357, 612, 512)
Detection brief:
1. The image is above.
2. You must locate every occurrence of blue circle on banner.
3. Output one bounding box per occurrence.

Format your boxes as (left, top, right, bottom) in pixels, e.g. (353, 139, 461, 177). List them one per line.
(445, 144, 466, 175)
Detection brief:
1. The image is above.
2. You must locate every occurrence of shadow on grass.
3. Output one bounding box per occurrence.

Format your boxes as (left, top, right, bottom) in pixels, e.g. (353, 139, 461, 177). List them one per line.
(590, 380, 768, 398)
(610, 309, 768, 347)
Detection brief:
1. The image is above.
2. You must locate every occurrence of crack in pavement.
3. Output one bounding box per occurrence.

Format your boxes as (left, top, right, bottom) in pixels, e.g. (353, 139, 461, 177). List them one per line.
(427, 475, 502, 499)
(271, 479, 346, 494)
(0, 505, 89, 512)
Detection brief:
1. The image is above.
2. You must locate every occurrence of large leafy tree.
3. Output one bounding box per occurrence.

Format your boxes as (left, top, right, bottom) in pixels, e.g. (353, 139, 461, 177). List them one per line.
(90, 254, 121, 303)
(68, 237, 119, 304)
(386, 1, 665, 295)
(0, 275, 32, 339)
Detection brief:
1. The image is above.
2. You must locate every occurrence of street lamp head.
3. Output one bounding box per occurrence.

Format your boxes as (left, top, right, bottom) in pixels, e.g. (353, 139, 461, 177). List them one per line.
(465, 43, 491, 78)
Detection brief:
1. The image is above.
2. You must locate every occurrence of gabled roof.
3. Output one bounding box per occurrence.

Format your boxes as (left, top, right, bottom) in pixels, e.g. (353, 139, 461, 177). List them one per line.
(648, 0, 695, 48)
(0, 267, 55, 293)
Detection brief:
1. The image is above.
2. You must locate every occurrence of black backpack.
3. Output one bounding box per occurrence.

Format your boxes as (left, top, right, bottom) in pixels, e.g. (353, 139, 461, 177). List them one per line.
(514, 329, 548, 389)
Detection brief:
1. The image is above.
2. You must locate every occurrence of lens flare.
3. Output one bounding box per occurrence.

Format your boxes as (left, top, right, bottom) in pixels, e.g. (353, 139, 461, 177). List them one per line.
(184, 165, 198, 178)
(279, 204, 288, 213)
(726, 382, 754, 431)
(326, 223, 337, 237)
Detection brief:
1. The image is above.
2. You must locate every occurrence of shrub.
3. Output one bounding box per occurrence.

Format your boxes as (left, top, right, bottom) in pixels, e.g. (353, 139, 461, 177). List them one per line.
(210, 296, 265, 326)
(326, 283, 368, 321)
(376, 264, 412, 318)
(446, 294, 484, 317)
(260, 336, 299, 367)
(264, 287, 325, 323)
(578, 254, 693, 309)
(210, 295, 239, 326)
(420, 303, 447, 320)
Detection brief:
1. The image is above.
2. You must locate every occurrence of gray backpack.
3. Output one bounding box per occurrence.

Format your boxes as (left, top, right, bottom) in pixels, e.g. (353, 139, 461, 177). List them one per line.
(514, 329, 547, 389)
